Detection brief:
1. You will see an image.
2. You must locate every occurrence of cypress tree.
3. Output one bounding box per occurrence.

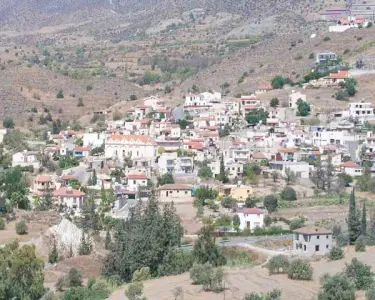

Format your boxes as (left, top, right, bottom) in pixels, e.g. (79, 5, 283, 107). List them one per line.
(92, 169, 97, 186)
(219, 155, 228, 183)
(104, 229, 112, 250)
(48, 239, 59, 264)
(348, 189, 361, 244)
(362, 201, 367, 235)
(78, 232, 91, 255)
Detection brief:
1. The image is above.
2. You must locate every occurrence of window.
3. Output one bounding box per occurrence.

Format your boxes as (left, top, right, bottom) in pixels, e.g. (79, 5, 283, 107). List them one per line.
(317, 235, 320, 239)
(326, 245, 329, 249)
(304, 245, 306, 251)
(185, 191, 188, 195)
(326, 235, 329, 239)
(315, 245, 320, 251)
(133, 180, 136, 184)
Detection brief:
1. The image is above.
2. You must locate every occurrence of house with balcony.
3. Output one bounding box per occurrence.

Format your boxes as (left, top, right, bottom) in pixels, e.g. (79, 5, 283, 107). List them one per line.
(158, 152, 194, 174)
(33, 175, 56, 196)
(349, 102, 375, 123)
(53, 187, 86, 212)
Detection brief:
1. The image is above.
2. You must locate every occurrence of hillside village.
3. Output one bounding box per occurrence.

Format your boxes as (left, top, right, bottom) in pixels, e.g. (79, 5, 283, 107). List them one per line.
(4, 0, 375, 300)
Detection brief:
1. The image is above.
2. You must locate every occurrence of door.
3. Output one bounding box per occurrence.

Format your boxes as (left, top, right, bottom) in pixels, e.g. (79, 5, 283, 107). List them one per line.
(246, 221, 250, 229)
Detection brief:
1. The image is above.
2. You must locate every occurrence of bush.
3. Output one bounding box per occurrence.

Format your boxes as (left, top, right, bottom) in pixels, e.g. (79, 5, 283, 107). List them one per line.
(367, 284, 375, 300)
(289, 218, 305, 230)
(287, 259, 313, 281)
(267, 255, 289, 275)
(67, 268, 83, 288)
(189, 263, 224, 292)
(264, 195, 278, 214)
(355, 235, 366, 252)
(157, 249, 194, 276)
(280, 187, 297, 201)
(132, 267, 151, 282)
(3, 118, 15, 129)
(336, 233, 349, 247)
(245, 289, 281, 300)
(56, 90, 64, 99)
(318, 273, 355, 300)
(332, 224, 342, 237)
(264, 215, 272, 227)
(129, 94, 137, 101)
(125, 282, 144, 300)
(323, 36, 331, 41)
(344, 258, 374, 290)
(0, 217, 5, 230)
(15, 220, 28, 235)
(328, 246, 344, 260)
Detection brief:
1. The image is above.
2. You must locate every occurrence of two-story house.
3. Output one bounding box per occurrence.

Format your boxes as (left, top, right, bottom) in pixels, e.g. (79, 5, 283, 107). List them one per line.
(293, 227, 332, 256)
(33, 175, 55, 196)
(53, 187, 86, 212)
(127, 174, 148, 191)
(238, 208, 264, 231)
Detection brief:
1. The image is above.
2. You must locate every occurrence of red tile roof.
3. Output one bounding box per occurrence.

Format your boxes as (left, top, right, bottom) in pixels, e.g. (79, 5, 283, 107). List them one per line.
(253, 153, 267, 160)
(128, 174, 148, 180)
(108, 134, 156, 145)
(279, 148, 297, 153)
(35, 175, 52, 183)
(53, 187, 85, 197)
(61, 175, 77, 180)
(242, 208, 264, 214)
(340, 161, 360, 168)
(258, 85, 273, 90)
(328, 70, 349, 80)
(74, 147, 90, 152)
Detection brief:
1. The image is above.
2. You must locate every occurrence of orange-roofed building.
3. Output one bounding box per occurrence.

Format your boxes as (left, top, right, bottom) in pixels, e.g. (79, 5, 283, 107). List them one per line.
(53, 187, 86, 212)
(33, 175, 55, 196)
(339, 161, 363, 176)
(127, 174, 149, 191)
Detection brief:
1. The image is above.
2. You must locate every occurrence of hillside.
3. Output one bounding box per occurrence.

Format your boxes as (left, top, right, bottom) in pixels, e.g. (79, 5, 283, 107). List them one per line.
(2, 0, 373, 130)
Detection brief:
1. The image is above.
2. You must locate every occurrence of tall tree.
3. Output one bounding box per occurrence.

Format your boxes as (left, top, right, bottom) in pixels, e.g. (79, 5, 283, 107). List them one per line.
(362, 201, 367, 236)
(347, 189, 361, 244)
(192, 224, 226, 267)
(219, 155, 229, 183)
(92, 169, 97, 186)
(48, 239, 59, 264)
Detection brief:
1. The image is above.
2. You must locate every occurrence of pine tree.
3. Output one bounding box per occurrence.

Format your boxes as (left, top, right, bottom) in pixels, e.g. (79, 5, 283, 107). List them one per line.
(78, 232, 91, 255)
(348, 189, 361, 244)
(362, 201, 367, 235)
(104, 229, 112, 250)
(48, 239, 59, 264)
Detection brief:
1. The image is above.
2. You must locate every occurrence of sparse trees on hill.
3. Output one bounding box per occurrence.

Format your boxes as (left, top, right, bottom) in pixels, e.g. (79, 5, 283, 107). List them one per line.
(347, 189, 361, 245)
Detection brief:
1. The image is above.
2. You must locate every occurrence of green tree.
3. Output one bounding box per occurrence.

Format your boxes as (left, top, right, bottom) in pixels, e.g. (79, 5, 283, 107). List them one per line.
(221, 196, 236, 209)
(318, 273, 355, 300)
(270, 98, 279, 108)
(0, 243, 45, 299)
(3, 118, 15, 129)
(362, 202, 367, 235)
(284, 167, 296, 185)
(0, 218, 5, 230)
(80, 198, 101, 233)
(219, 124, 231, 137)
(245, 196, 257, 208)
(245, 290, 281, 300)
(103, 197, 183, 281)
(92, 169, 97, 186)
(347, 189, 361, 245)
(125, 282, 145, 300)
(296, 99, 310, 117)
(16, 220, 28, 235)
(78, 232, 92, 255)
(267, 255, 289, 275)
(287, 259, 313, 280)
(198, 166, 213, 180)
(328, 246, 344, 260)
(246, 109, 269, 125)
(157, 172, 175, 186)
(271, 75, 286, 89)
(219, 155, 229, 183)
(346, 83, 357, 96)
(57, 90, 64, 99)
(132, 267, 151, 282)
(194, 186, 218, 207)
(104, 229, 112, 250)
(233, 215, 240, 232)
(130, 94, 138, 101)
(157, 249, 194, 277)
(367, 284, 375, 300)
(355, 235, 366, 252)
(344, 258, 374, 290)
(177, 119, 189, 129)
(192, 225, 226, 267)
(338, 173, 353, 187)
(49, 239, 59, 264)
(67, 268, 83, 287)
(280, 186, 297, 201)
(264, 194, 278, 214)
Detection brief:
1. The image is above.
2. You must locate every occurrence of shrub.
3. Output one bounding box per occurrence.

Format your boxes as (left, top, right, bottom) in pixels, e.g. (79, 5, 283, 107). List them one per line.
(129, 94, 137, 101)
(355, 235, 366, 252)
(323, 36, 331, 41)
(289, 218, 305, 230)
(328, 246, 344, 260)
(0, 217, 5, 230)
(56, 90, 64, 99)
(132, 267, 151, 282)
(344, 258, 374, 290)
(287, 259, 313, 281)
(86, 85, 93, 91)
(367, 284, 375, 300)
(125, 282, 144, 300)
(264, 194, 278, 214)
(190, 263, 213, 285)
(3, 118, 15, 129)
(67, 268, 83, 288)
(280, 186, 297, 201)
(318, 273, 355, 300)
(245, 289, 281, 300)
(87, 278, 96, 289)
(15, 220, 28, 235)
(264, 215, 272, 227)
(332, 224, 342, 237)
(336, 233, 349, 247)
(267, 255, 289, 275)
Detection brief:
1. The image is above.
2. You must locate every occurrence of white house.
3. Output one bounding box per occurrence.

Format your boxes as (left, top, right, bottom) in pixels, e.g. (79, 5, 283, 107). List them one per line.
(83, 132, 105, 148)
(127, 174, 148, 191)
(105, 134, 157, 162)
(12, 151, 40, 169)
(185, 93, 209, 107)
(349, 102, 375, 123)
(53, 187, 86, 212)
(339, 161, 363, 176)
(238, 208, 264, 231)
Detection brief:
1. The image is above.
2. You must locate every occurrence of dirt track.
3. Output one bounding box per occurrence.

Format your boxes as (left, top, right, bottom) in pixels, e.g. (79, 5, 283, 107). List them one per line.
(110, 246, 375, 300)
